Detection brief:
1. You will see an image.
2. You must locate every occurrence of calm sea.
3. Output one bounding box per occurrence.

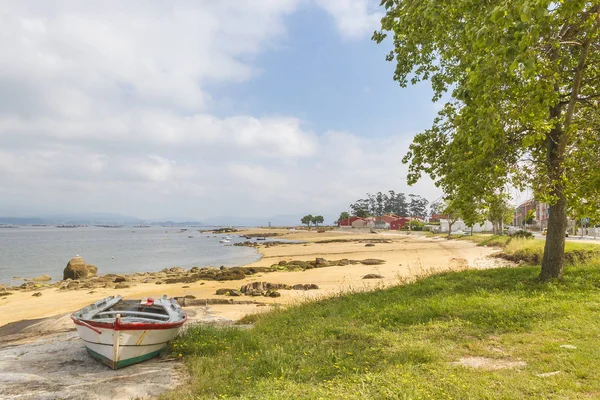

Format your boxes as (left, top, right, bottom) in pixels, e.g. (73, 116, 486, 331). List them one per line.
(0, 226, 263, 285)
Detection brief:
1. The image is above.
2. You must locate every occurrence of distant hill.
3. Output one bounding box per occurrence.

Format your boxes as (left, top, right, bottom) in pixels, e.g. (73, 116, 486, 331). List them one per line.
(0, 213, 145, 225)
(0, 217, 46, 225)
(0, 212, 209, 226)
(0, 212, 337, 227)
(149, 220, 204, 227)
(41, 212, 145, 224)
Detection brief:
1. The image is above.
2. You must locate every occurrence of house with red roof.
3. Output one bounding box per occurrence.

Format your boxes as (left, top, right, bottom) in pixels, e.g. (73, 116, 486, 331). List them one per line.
(390, 217, 410, 230)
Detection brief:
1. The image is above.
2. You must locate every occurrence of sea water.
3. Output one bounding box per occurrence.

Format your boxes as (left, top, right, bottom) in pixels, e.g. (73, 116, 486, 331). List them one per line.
(0, 226, 263, 284)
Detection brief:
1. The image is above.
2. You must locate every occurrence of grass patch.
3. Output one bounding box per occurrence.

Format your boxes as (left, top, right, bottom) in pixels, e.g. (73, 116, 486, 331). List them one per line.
(474, 234, 512, 248)
(164, 256, 600, 399)
(497, 239, 600, 265)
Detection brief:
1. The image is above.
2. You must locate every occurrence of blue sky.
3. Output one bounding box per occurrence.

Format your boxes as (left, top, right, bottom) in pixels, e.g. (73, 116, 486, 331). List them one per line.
(213, 5, 438, 138)
(0, 0, 443, 222)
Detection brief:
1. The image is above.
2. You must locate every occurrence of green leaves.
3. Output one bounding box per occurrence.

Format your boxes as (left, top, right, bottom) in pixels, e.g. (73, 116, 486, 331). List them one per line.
(374, 0, 599, 197)
(373, 1, 600, 277)
(491, 6, 506, 23)
(520, 4, 532, 22)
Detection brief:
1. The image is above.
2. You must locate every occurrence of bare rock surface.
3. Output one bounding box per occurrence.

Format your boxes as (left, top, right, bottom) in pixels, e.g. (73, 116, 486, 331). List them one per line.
(63, 257, 97, 280)
(0, 331, 179, 400)
(363, 274, 384, 279)
(0, 305, 245, 399)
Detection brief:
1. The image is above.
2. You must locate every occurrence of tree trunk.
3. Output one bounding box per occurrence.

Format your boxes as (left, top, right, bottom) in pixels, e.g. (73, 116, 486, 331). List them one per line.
(538, 20, 593, 280)
(540, 105, 567, 280)
(540, 195, 567, 280)
(492, 220, 500, 235)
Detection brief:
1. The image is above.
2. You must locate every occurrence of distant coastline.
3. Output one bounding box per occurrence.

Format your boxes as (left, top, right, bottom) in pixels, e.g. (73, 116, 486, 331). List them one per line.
(0, 226, 262, 285)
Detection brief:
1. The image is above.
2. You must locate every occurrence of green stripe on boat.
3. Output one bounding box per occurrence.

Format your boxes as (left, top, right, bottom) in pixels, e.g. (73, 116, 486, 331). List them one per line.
(86, 347, 164, 369)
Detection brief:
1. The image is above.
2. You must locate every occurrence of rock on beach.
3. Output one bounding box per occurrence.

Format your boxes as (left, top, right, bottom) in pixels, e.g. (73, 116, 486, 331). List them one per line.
(63, 257, 98, 280)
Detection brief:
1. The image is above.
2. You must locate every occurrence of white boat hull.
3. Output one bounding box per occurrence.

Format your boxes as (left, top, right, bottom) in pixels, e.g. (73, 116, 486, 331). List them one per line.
(71, 296, 186, 369)
(74, 323, 181, 369)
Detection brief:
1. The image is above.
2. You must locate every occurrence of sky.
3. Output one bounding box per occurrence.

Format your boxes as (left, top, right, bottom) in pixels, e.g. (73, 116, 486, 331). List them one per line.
(0, 0, 444, 222)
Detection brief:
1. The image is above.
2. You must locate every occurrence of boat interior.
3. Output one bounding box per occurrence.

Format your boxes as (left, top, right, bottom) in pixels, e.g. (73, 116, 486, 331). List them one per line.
(91, 300, 171, 323)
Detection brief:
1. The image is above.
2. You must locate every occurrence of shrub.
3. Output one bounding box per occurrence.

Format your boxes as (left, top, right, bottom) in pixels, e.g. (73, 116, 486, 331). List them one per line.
(510, 230, 533, 239)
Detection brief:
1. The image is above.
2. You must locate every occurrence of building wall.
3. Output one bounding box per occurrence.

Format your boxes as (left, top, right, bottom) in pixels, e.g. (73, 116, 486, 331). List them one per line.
(374, 221, 390, 229)
(352, 219, 372, 228)
(439, 219, 494, 232)
(516, 199, 550, 228)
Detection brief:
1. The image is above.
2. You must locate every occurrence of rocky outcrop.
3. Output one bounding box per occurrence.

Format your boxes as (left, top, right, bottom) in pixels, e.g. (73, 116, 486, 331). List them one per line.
(162, 267, 185, 274)
(363, 274, 384, 279)
(240, 282, 291, 295)
(63, 257, 97, 280)
(238, 281, 294, 297)
(86, 265, 98, 276)
(163, 266, 273, 284)
(215, 288, 243, 296)
(292, 284, 319, 290)
(234, 241, 260, 248)
(361, 259, 385, 265)
(315, 258, 329, 267)
(271, 257, 385, 271)
(32, 275, 52, 282)
(114, 282, 130, 289)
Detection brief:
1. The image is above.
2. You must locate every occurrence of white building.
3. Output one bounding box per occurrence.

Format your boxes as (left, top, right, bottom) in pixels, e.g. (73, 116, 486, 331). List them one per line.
(439, 219, 493, 233)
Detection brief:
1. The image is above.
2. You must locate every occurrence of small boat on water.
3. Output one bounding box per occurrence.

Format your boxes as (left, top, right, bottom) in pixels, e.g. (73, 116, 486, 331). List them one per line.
(72, 295, 186, 369)
(219, 238, 230, 243)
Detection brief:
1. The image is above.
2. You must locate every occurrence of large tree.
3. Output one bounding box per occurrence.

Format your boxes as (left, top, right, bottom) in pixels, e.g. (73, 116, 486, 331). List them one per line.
(301, 214, 313, 230)
(312, 215, 324, 227)
(374, 1, 600, 280)
(441, 198, 462, 239)
(408, 194, 429, 218)
(486, 193, 515, 235)
(337, 211, 351, 224)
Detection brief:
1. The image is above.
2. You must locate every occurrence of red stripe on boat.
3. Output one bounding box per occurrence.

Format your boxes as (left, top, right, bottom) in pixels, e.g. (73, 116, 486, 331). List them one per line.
(71, 314, 187, 330)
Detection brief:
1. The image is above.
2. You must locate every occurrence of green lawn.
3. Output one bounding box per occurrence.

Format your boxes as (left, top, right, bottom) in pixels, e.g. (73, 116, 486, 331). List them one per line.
(163, 243, 600, 399)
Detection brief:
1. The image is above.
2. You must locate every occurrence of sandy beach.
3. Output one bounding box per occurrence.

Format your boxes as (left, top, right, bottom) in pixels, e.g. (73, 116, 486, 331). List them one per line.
(0, 229, 509, 328)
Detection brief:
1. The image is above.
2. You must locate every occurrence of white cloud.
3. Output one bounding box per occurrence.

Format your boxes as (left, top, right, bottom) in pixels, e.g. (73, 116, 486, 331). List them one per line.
(0, 1, 440, 220)
(0, 0, 299, 114)
(0, 132, 442, 219)
(314, 0, 383, 40)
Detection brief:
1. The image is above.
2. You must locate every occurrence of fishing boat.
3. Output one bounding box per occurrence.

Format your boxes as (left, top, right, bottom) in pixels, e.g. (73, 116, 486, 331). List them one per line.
(71, 295, 186, 369)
